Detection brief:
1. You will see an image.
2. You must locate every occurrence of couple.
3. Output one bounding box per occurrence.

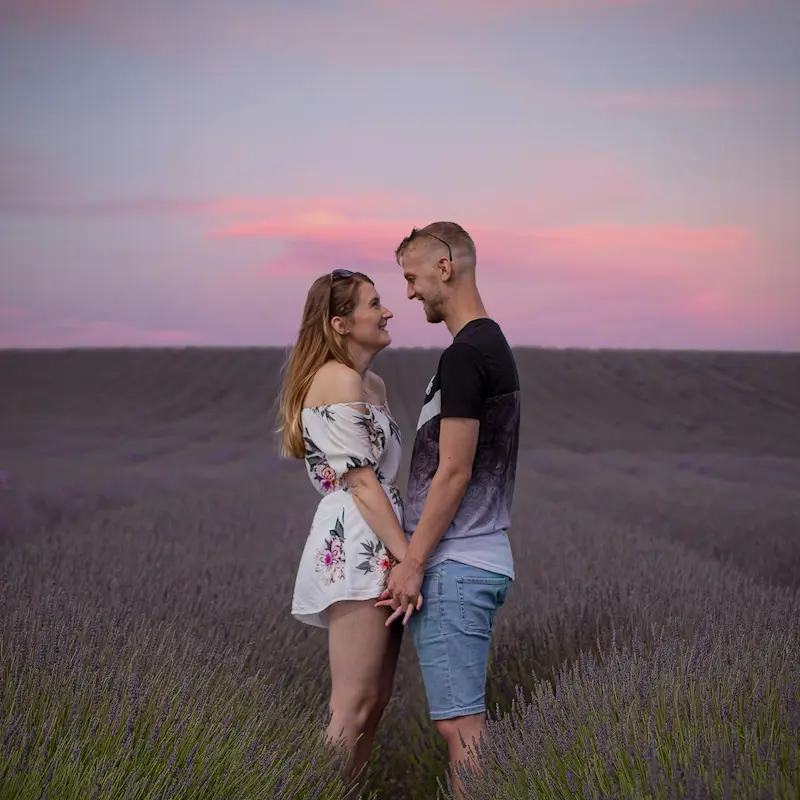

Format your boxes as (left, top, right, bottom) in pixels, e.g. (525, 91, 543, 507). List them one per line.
(276, 222, 520, 794)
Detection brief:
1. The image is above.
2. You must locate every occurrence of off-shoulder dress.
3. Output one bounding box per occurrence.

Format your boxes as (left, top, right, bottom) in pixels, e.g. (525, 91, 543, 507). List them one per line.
(291, 401, 404, 628)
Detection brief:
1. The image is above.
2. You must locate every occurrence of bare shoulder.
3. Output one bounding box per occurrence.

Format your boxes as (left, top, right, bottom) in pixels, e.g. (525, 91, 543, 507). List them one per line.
(365, 370, 387, 405)
(305, 361, 365, 407)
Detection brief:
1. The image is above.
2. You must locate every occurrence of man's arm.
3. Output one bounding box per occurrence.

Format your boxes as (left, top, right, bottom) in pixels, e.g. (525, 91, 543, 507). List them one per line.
(404, 417, 478, 570)
(377, 343, 487, 624)
(407, 342, 486, 566)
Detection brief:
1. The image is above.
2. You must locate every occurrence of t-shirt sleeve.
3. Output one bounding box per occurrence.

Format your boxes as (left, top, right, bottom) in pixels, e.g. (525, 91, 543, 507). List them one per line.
(439, 342, 487, 420)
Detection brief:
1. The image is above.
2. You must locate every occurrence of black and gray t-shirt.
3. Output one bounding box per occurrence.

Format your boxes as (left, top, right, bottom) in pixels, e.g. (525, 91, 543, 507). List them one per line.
(405, 318, 520, 579)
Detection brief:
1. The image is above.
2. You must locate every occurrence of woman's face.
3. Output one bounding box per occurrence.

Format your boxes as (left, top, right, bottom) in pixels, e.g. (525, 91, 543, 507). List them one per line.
(342, 280, 394, 352)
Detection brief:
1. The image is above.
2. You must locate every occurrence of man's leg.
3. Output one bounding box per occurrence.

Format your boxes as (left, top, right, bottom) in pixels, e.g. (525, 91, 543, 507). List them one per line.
(435, 713, 486, 796)
(408, 560, 509, 799)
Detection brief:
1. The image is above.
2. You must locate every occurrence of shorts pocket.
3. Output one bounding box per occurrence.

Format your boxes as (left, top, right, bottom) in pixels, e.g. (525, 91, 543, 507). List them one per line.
(456, 576, 509, 635)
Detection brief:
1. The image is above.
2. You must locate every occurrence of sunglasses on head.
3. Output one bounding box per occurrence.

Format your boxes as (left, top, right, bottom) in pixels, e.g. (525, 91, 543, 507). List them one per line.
(409, 227, 452, 262)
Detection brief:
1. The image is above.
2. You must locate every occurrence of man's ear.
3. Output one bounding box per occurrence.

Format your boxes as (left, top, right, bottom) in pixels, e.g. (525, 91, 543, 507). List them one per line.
(330, 315, 348, 336)
(438, 257, 454, 282)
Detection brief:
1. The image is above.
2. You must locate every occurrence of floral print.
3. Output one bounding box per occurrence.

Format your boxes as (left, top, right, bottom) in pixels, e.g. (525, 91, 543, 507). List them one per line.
(315, 512, 345, 585)
(387, 414, 401, 444)
(388, 484, 404, 512)
(356, 538, 395, 577)
(345, 455, 372, 471)
(292, 400, 406, 629)
(356, 412, 387, 456)
(303, 433, 342, 493)
(312, 406, 336, 422)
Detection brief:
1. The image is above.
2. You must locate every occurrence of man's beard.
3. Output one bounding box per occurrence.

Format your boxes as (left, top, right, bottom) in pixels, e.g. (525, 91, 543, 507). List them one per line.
(423, 301, 443, 324)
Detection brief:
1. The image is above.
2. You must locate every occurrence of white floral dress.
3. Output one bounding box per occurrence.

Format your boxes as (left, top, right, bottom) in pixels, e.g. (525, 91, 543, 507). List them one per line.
(291, 401, 404, 628)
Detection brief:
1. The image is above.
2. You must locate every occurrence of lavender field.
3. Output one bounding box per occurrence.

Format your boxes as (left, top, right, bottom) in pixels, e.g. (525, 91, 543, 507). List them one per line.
(1, 347, 799, 799)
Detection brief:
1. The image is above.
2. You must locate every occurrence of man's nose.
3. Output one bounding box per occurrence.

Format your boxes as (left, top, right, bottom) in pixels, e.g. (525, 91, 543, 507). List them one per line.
(407, 284, 415, 300)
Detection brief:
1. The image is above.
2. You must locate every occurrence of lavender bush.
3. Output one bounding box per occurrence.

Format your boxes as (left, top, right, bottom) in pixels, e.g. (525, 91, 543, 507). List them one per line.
(1, 586, 357, 800)
(0, 347, 798, 799)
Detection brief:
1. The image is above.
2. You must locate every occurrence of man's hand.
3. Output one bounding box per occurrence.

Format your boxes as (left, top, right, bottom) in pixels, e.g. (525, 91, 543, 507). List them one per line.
(375, 558, 424, 626)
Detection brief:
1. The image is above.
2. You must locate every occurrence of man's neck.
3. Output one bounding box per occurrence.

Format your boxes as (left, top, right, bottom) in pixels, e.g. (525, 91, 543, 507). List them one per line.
(444, 288, 488, 339)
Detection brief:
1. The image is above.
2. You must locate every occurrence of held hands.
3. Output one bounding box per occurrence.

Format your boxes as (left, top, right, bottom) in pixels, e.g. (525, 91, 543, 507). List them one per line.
(375, 556, 424, 626)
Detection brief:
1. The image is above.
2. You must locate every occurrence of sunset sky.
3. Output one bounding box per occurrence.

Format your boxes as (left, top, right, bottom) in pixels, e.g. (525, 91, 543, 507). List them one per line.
(1, 0, 798, 350)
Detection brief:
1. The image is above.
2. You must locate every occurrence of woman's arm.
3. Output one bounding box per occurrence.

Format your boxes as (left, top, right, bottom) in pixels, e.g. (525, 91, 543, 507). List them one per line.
(346, 467, 408, 561)
(346, 371, 406, 557)
(314, 364, 407, 559)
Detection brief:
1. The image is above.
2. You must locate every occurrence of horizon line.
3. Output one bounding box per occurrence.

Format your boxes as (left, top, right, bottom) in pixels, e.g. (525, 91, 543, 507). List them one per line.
(1, 345, 797, 356)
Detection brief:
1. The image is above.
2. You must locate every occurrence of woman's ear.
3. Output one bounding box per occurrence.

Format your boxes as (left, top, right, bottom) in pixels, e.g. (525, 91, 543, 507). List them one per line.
(330, 315, 348, 336)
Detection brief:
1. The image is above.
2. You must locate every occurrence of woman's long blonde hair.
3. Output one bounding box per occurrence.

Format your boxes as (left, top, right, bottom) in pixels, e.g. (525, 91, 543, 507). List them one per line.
(276, 270, 373, 459)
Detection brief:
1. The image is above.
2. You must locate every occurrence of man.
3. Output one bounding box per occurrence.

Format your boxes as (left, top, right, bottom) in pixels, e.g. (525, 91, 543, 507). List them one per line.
(376, 222, 520, 796)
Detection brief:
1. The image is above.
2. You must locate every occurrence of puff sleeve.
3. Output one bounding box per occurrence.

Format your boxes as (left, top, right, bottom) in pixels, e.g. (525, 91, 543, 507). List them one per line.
(316, 404, 386, 479)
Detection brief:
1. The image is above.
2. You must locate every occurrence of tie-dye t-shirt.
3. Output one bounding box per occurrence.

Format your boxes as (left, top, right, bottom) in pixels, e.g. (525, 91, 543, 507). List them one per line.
(405, 318, 520, 579)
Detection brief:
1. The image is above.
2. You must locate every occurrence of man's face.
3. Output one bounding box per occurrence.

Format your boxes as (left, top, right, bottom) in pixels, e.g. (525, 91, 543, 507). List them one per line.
(401, 248, 445, 324)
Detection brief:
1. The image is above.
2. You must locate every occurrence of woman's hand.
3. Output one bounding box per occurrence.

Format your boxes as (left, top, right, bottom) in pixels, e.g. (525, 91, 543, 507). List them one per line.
(375, 559, 424, 626)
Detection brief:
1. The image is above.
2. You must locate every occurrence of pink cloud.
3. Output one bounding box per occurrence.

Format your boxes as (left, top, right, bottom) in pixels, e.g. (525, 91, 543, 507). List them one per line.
(361, 0, 654, 18)
(0, 144, 425, 223)
(202, 192, 415, 221)
(211, 216, 408, 246)
(1, 145, 649, 228)
(485, 75, 792, 114)
(592, 86, 786, 112)
(209, 213, 754, 275)
(200, 209, 794, 350)
(528, 224, 753, 254)
(0, 2, 479, 66)
(0, 0, 99, 28)
(2, 0, 760, 71)
(0, 152, 416, 220)
(0, 304, 26, 321)
(1, 0, 761, 33)
(0, 0, 648, 32)
(504, 153, 647, 221)
(2, 4, 782, 117)
(0, 306, 202, 349)
(450, 252, 796, 350)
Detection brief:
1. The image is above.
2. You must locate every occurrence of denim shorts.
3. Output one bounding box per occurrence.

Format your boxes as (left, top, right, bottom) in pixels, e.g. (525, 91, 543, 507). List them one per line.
(408, 559, 510, 721)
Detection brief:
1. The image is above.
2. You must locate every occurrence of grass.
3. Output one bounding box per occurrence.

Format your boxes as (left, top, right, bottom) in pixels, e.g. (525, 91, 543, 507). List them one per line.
(1, 346, 798, 799)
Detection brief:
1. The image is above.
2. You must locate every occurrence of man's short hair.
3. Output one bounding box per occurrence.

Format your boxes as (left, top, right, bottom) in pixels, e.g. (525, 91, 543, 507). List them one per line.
(394, 222, 476, 266)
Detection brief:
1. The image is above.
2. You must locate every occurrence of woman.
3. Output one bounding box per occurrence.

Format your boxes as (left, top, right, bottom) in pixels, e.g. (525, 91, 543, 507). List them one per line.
(275, 268, 421, 778)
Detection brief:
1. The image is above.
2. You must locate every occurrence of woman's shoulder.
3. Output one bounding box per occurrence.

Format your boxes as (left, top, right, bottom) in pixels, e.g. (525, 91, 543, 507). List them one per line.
(304, 361, 365, 408)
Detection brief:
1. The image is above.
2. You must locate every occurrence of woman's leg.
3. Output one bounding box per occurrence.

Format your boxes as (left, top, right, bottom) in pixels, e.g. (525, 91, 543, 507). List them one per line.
(351, 616, 403, 774)
(326, 600, 401, 777)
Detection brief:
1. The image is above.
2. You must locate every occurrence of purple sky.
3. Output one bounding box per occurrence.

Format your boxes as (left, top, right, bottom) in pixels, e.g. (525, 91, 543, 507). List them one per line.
(1, 0, 798, 350)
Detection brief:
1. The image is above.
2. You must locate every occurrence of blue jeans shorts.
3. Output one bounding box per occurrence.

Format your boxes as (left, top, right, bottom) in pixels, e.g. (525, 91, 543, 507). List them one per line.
(408, 559, 510, 721)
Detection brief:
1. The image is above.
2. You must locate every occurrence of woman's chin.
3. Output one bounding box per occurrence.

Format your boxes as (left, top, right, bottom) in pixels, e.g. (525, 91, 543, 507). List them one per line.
(376, 330, 392, 349)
